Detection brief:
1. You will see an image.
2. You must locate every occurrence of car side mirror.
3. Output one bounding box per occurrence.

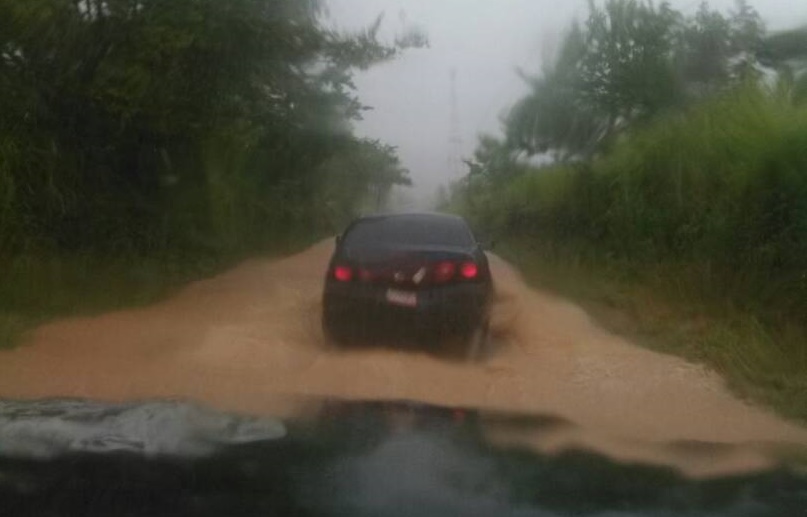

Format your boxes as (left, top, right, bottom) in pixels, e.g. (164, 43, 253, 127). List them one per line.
(335, 235, 342, 246)
(481, 239, 495, 251)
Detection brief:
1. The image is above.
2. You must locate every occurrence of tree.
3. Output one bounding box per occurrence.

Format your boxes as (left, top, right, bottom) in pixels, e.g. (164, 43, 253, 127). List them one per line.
(758, 26, 807, 104)
(0, 0, 422, 251)
(506, 23, 607, 161)
(317, 139, 411, 226)
(465, 134, 516, 178)
(500, 0, 771, 163)
(505, 1, 681, 161)
(728, 0, 765, 79)
(676, 3, 733, 96)
(581, 0, 680, 123)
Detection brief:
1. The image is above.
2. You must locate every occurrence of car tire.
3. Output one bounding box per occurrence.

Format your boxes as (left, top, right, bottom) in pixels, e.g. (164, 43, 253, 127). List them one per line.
(465, 320, 491, 362)
(322, 309, 349, 349)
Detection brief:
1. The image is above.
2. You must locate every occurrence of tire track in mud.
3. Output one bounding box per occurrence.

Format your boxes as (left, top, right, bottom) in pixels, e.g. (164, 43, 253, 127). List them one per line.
(0, 240, 804, 477)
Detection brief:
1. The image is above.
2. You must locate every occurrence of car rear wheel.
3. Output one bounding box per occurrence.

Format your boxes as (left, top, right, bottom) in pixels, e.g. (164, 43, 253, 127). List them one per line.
(464, 320, 491, 362)
(322, 308, 350, 348)
(443, 320, 490, 362)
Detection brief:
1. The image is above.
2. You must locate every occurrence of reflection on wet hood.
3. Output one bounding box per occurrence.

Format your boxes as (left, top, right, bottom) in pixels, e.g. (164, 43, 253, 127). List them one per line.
(0, 399, 286, 458)
(313, 431, 516, 517)
(0, 399, 805, 517)
(311, 430, 806, 517)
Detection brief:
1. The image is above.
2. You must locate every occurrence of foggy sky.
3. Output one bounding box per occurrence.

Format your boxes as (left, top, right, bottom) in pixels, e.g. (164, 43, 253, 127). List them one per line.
(327, 0, 807, 207)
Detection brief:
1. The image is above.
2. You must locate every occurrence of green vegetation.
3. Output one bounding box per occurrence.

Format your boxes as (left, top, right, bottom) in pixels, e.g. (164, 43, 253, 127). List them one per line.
(450, 1, 807, 420)
(0, 240, 313, 349)
(0, 253, 218, 348)
(501, 241, 807, 423)
(0, 0, 420, 346)
(471, 88, 807, 318)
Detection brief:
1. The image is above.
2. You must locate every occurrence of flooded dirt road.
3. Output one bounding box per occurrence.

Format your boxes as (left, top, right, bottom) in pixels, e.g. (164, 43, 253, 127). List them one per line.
(0, 240, 804, 477)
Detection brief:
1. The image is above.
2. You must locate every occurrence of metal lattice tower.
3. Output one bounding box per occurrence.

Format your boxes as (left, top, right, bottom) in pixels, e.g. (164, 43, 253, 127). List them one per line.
(448, 68, 463, 179)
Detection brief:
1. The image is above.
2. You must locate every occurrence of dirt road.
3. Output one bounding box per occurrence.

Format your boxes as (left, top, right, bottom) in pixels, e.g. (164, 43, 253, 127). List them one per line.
(0, 240, 804, 476)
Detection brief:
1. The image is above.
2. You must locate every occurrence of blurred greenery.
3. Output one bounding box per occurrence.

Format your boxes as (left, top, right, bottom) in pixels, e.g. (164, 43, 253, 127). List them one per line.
(0, 253, 213, 348)
(0, 0, 419, 346)
(501, 0, 768, 162)
(0, 0, 417, 255)
(449, 0, 807, 419)
(499, 240, 807, 423)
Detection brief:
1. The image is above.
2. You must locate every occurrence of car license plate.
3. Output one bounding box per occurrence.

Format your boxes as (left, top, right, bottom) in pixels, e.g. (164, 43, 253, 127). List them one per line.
(386, 289, 417, 308)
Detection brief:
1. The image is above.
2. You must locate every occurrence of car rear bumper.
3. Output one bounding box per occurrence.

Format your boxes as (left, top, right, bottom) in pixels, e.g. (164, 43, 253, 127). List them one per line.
(322, 281, 490, 343)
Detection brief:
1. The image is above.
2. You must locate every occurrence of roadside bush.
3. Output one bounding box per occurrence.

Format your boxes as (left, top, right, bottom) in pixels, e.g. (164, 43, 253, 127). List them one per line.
(473, 86, 807, 318)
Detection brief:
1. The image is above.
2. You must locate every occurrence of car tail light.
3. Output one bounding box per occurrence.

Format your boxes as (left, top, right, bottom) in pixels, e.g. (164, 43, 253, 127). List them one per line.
(333, 265, 353, 282)
(432, 261, 456, 283)
(460, 262, 479, 279)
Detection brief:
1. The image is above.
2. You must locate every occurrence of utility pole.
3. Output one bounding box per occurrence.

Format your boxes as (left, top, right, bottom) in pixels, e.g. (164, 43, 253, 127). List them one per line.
(448, 68, 463, 179)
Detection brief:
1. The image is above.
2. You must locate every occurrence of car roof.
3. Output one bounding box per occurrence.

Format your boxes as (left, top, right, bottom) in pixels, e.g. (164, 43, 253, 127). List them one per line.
(341, 212, 475, 249)
(353, 212, 468, 224)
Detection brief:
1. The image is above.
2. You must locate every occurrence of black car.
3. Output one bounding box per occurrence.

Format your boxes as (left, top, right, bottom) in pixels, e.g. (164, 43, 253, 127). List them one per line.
(322, 213, 493, 359)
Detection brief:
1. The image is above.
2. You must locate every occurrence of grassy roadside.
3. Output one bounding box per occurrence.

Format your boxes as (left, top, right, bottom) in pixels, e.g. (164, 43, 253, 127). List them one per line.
(0, 239, 316, 350)
(0, 253, 232, 350)
(497, 240, 807, 425)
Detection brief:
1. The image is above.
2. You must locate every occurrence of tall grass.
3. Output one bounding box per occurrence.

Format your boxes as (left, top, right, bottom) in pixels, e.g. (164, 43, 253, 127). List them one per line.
(500, 240, 807, 422)
(474, 86, 807, 317)
(0, 253, 226, 349)
(463, 85, 807, 420)
(0, 126, 335, 350)
(0, 235, 319, 350)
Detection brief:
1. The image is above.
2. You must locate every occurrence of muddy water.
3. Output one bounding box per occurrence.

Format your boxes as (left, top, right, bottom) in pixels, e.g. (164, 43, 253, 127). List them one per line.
(0, 240, 804, 477)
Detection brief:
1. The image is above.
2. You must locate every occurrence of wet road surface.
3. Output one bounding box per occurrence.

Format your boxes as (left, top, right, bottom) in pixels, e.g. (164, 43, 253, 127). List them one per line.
(0, 240, 804, 478)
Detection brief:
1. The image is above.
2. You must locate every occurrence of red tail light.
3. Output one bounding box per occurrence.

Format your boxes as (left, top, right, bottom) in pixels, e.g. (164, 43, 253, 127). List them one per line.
(460, 262, 479, 279)
(433, 261, 456, 283)
(333, 265, 353, 282)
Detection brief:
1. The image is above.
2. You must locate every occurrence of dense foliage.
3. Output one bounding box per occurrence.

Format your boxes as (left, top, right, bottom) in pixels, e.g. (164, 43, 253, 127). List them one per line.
(0, 0, 416, 254)
(452, 0, 807, 318)
(501, 0, 767, 162)
(464, 88, 807, 313)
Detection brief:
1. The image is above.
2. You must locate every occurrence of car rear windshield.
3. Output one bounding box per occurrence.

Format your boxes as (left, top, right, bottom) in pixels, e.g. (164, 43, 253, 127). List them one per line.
(343, 216, 474, 248)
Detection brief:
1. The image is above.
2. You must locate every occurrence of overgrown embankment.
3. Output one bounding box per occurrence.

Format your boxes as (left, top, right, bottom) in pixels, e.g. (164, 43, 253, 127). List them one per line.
(458, 88, 807, 421)
(449, 0, 806, 421)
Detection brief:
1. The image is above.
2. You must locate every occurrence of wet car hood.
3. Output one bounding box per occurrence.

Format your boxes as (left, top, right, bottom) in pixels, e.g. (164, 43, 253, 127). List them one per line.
(0, 398, 805, 517)
(0, 399, 286, 459)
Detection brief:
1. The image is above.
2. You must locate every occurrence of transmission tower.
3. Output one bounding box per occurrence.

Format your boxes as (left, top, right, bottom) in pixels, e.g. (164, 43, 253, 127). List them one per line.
(448, 68, 463, 179)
